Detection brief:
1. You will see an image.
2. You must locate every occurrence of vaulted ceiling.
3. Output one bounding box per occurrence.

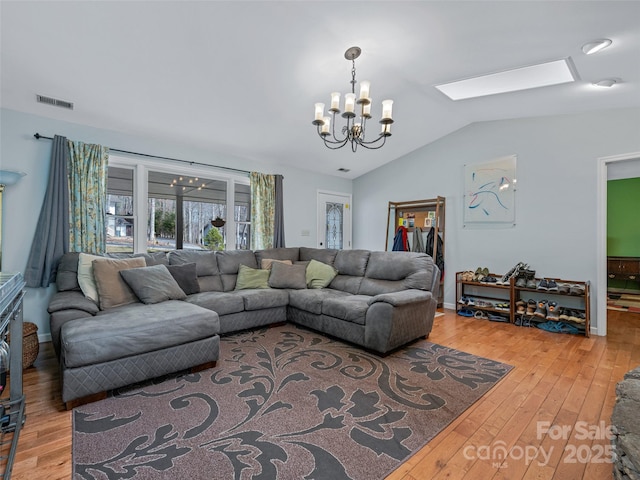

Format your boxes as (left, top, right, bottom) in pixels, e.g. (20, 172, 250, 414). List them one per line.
(2, 1, 639, 179)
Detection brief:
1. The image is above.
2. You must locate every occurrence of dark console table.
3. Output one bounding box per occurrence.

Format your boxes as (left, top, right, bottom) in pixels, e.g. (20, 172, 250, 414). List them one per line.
(608, 256, 640, 291)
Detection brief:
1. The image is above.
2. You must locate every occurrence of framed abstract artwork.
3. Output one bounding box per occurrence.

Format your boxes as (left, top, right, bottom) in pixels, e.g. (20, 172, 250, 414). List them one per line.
(463, 155, 517, 226)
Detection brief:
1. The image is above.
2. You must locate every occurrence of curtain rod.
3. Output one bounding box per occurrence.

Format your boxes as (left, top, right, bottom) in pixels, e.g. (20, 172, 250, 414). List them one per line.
(33, 133, 251, 176)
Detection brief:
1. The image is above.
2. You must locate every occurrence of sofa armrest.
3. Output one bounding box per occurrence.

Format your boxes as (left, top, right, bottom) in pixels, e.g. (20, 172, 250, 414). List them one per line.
(48, 290, 99, 315)
(368, 289, 432, 307)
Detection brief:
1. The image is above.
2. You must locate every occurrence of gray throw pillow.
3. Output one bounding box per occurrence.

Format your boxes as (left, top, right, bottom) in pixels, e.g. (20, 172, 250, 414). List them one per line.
(120, 264, 187, 304)
(269, 262, 307, 289)
(166, 263, 200, 295)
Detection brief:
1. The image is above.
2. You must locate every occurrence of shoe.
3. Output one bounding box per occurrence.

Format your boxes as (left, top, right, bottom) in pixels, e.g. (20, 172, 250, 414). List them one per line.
(557, 282, 570, 295)
(526, 299, 537, 315)
(474, 310, 488, 319)
(457, 308, 474, 317)
(537, 279, 549, 291)
(534, 299, 548, 318)
(547, 279, 559, 292)
(473, 268, 484, 282)
(546, 301, 560, 321)
(516, 300, 526, 314)
(515, 274, 527, 288)
(488, 313, 509, 322)
(525, 277, 537, 289)
(558, 307, 570, 321)
(458, 296, 469, 305)
(497, 262, 526, 285)
(569, 284, 585, 296)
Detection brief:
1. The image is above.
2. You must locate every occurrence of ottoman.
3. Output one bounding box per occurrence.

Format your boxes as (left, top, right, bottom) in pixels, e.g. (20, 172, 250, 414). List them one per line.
(60, 301, 220, 409)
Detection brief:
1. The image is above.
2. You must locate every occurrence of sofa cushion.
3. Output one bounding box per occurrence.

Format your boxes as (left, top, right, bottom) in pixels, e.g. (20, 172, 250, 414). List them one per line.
(166, 263, 201, 295)
(120, 264, 187, 304)
(92, 257, 146, 310)
(261, 258, 293, 270)
(299, 247, 338, 265)
(321, 295, 370, 325)
(61, 301, 219, 368)
(169, 250, 222, 292)
(217, 250, 259, 291)
(255, 247, 300, 266)
(186, 291, 245, 316)
(77, 253, 103, 302)
(48, 290, 99, 315)
(359, 252, 434, 296)
(288, 289, 350, 315)
(269, 262, 307, 289)
(237, 289, 290, 311)
(106, 252, 169, 266)
(333, 250, 370, 276)
(56, 252, 81, 291)
(306, 260, 338, 289)
(235, 265, 270, 290)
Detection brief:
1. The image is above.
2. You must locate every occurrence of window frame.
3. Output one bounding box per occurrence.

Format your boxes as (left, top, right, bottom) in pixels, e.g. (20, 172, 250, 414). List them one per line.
(107, 154, 250, 253)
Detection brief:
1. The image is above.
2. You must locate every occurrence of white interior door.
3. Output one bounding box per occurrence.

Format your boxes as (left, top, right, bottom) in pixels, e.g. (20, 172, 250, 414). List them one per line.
(317, 191, 352, 249)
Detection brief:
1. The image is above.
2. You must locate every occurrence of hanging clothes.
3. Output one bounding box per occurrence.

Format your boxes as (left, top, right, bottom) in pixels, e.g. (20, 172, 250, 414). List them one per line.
(411, 227, 424, 253)
(392, 226, 409, 251)
(425, 226, 444, 278)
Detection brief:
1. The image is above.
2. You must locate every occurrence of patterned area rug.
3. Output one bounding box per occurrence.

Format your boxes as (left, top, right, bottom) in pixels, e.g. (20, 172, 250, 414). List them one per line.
(73, 325, 512, 479)
(607, 293, 640, 313)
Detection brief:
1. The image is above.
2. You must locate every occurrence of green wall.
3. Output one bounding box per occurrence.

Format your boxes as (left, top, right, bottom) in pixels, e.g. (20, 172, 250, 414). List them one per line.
(608, 177, 640, 257)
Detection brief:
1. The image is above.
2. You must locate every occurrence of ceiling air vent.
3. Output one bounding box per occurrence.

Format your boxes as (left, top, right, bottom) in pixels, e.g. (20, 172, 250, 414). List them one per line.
(36, 94, 74, 110)
(337, 168, 351, 173)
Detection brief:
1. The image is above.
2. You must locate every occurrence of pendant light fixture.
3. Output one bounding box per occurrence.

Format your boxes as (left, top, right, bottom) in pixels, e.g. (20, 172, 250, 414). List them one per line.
(312, 46, 394, 152)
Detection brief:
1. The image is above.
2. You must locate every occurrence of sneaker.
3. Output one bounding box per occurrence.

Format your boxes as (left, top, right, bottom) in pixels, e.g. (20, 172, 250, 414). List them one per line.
(526, 299, 537, 315)
(558, 307, 570, 321)
(547, 279, 559, 292)
(557, 282, 570, 295)
(537, 279, 549, 291)
(534, 299, 548, 318)
(498, 262, 526, 285)
(569, 284, 585, 296)
(546, 301, 560, 320)
(515, 274, 527, 288)
(525, 277, 537, 289)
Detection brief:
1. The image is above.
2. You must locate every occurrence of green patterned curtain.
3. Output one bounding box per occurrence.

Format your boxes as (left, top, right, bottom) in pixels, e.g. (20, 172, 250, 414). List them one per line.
(250, 172, 275, 250)
(67, 140, 109, 253)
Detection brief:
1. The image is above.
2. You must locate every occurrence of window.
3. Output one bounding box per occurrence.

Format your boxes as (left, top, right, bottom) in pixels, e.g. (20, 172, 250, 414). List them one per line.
(106, 157, 249, 253)
(106, 166, 135, 253)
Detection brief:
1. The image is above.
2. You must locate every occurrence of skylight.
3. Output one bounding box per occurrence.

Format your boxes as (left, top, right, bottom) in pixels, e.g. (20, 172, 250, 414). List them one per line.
(435, 59, 576, 101)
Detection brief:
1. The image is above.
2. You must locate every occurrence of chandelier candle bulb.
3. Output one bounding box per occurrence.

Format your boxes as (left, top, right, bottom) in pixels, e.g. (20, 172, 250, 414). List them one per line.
(381, 99, 394, 122)
(313, 103, 325, 124)
(321, 116, 331, 135)
(344, 93, 356, 114)
(381, 123, 391, 136)
(363, 100, 372, 118)
(330, 92, 341, 112)
(359, 81, 370, 101)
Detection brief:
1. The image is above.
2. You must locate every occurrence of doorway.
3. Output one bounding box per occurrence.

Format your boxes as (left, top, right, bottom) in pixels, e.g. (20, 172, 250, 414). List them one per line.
(596, 152, 640, 336)
(317, 191, 352, 249)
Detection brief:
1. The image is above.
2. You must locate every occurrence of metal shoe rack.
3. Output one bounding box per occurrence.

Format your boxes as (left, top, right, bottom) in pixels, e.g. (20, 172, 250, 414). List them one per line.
(0, 273, 26, 479)
(455, 271, 590, 337)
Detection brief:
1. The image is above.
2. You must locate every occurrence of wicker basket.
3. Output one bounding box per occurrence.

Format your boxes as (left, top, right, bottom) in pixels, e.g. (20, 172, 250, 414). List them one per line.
(7, 322, 39, 369)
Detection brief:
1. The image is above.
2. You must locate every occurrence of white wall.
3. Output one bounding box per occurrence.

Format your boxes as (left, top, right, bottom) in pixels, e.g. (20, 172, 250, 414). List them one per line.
(0, 108, 352, 340)
(353, 107, 640, 334)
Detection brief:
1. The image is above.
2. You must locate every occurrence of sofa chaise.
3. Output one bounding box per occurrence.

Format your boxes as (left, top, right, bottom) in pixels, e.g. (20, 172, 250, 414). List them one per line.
(48, 247, 440, 408)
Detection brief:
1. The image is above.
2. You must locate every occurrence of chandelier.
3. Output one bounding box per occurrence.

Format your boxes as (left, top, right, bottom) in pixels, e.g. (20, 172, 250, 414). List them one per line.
(312, 46, 393, 152)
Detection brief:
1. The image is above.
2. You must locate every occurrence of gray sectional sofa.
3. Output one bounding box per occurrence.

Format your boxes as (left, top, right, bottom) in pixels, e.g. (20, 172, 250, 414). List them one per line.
(48, 247, 440, 408)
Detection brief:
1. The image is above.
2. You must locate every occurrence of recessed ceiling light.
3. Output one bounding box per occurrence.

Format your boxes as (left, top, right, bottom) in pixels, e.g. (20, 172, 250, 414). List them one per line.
(593, 78, 618, 88)
(582, 39, 612, 55)
(434, 58, 576, 101)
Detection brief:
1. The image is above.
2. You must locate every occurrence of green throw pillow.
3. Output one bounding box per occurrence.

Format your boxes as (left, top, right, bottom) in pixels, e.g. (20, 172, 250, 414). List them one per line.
(235, 264, 271, 290)
(306, 259, 338, 289)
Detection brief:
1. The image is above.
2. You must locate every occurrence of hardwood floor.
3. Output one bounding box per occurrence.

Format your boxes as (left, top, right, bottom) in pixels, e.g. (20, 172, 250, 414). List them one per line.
(7, 309, 639, 479)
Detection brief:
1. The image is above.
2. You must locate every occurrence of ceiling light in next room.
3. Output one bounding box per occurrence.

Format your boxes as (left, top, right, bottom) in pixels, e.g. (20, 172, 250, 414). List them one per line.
(434, 59, 577, 101)
(582, 39, 613, 55)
